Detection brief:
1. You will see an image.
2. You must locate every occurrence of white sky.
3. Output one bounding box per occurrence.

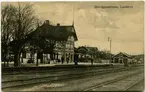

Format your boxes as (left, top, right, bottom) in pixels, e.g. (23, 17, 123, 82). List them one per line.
(1, 1, 144, 55)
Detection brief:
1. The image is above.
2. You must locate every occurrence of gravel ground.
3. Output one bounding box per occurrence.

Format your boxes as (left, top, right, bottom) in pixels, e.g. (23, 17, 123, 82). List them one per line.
(2, 67, 112, 82)
(2, 64, 125, 82)
(90, 72, 143, 91)
(127, 79, 144, 91)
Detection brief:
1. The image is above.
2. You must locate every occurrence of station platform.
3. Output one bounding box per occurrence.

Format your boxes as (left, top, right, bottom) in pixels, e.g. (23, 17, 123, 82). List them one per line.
(2, 62, 142, 73)
(2, 62, 115, 73)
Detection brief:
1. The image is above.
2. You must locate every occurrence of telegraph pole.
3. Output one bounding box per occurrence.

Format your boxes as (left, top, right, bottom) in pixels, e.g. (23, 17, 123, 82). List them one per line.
(108, 37, 112, 63)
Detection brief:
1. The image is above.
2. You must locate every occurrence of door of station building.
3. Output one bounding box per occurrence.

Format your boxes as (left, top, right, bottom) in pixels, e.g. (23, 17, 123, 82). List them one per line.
(123, 58, 128, 67)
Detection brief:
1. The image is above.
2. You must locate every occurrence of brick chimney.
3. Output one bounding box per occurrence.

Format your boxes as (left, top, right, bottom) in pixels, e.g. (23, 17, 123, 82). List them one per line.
(45, 20, 50, 25)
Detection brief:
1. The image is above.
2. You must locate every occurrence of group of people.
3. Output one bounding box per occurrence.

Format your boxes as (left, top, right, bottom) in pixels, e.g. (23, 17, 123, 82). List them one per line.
(51, 54, 94, 65)
(61, 56, 70, 64)
(60, 54, 80, 65)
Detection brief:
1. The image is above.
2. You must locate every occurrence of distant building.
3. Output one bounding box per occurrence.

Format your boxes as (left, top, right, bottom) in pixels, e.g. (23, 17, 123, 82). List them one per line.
(112, 52, 133, 63)
(76, 46, 100, 62)
(132, 54, 144, 64)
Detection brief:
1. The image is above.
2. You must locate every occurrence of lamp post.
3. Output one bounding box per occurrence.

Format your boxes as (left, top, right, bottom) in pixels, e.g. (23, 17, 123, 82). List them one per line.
(108, 37, 112, 63)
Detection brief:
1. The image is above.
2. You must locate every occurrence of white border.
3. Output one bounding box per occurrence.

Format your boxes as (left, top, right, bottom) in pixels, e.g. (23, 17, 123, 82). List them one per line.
(1, 0, 144, 2)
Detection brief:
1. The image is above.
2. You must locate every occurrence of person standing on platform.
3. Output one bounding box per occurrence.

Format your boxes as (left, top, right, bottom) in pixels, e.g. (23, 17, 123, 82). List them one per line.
(61, 55, 64, 64)
(74, 54, 78, 65)
(66, 56, 69, 64)
(91, 57, 94, 65)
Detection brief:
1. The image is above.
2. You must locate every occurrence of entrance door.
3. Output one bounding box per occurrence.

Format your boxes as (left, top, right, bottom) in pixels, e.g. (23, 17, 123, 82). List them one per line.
(123, 58, 128, 67)
(114, 58, 119, 63)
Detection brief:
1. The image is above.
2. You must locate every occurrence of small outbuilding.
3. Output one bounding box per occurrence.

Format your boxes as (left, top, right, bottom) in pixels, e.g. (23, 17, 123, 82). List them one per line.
(112, 52, 133, 66)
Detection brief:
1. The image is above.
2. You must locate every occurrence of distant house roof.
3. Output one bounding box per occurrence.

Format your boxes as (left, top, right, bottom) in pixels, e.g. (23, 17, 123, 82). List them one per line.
(77, 46, 98, 55)
(85, 47, 98, 52)
(28, 20, 78, 41)
(113, 52, 132, 58)
(77, 46, 88, 54)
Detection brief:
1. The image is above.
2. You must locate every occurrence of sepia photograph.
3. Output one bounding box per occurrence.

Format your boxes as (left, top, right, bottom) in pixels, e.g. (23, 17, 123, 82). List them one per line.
(1, 1, 144, 91)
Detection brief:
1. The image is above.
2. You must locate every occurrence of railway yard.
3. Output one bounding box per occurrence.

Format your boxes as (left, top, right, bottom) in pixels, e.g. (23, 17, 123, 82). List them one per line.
(2, 64, 144, 91)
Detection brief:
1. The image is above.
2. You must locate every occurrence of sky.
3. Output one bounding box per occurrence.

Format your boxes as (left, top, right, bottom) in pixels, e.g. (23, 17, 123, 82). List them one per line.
(1, 1, 144, 55)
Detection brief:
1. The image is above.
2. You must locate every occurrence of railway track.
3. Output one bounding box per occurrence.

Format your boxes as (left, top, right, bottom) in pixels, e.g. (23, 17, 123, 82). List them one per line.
(84, 69, 143, 91)
(125, 78, 144, 91)
(2, 65, 143, 91)
(2, 67, 115, 82)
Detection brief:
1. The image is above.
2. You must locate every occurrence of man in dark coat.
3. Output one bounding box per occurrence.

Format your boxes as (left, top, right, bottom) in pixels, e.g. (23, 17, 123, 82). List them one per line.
(74, 54, 78, 65)
(61, 56, 64, 64)
(66, 57, 69, 64)
(91, 57, 94, 65)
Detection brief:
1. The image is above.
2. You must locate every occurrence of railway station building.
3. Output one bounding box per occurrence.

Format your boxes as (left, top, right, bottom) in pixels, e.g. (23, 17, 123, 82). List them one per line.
(22, 20, 78, 64)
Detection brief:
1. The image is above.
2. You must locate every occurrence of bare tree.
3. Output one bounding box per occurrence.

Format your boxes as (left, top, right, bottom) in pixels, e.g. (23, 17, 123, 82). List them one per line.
(12, 3, 37, 40)
(1, 5, 17, 67)
(2, 3, 38, 67)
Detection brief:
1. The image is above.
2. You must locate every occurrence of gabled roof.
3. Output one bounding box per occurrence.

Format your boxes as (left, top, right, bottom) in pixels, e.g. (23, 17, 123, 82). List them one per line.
(28, 21, 78, 41)
(85, 47, 98, 52)
(77, 46, 88, 54)
(113, 52, 132, 58)
(77, 46, 98, 55)
(54, 25, 78, 41)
